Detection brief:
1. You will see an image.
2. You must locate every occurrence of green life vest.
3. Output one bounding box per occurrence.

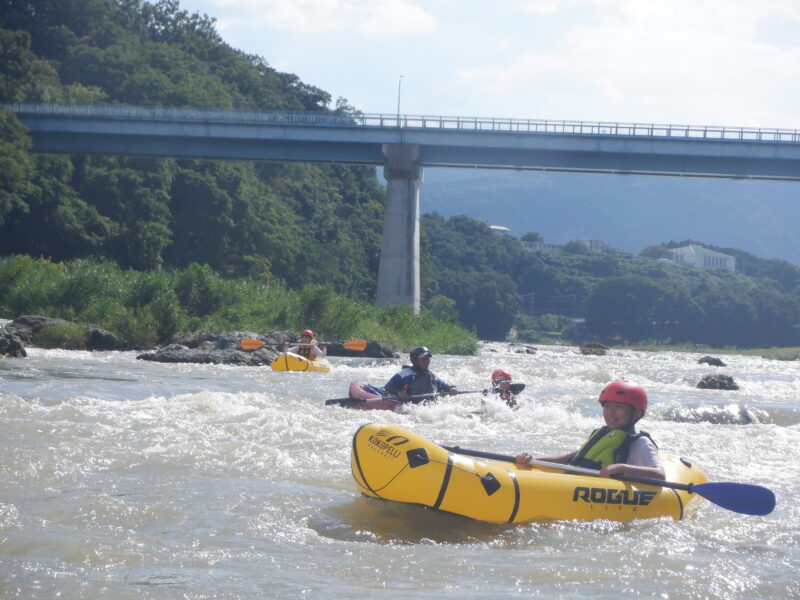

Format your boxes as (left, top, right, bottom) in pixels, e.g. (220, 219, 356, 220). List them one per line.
(569, 426, 654, 469)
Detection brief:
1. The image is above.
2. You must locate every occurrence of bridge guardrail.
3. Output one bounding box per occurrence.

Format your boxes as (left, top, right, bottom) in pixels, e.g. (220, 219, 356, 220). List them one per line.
(5, 103, 800, 143)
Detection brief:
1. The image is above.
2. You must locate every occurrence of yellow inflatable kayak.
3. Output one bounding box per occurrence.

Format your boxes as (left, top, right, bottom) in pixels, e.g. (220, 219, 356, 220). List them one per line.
(270, 352, 331, 373)
(351, 423, 708, 523)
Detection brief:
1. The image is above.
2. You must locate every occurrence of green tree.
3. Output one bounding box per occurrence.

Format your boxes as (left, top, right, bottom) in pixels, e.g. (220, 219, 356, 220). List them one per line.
(563, 240, 592, 255)
(0, 154, 113, 259)
(0, 112, 35, 227)
(521, 231, 543, 242)
(174, 262, 224, 317)
(72, 156, 173, 269)
(640, 244, 674, 259)
(421, 212, 528, 338)
(586, 275, 700, 343)
(426, 295, 459, 323)
(0, 28, 63, 102)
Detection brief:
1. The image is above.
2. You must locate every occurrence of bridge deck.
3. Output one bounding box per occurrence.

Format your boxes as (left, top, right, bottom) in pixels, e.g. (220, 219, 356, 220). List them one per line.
(6, 103, 800, 180)
(7, 102, 800, 142)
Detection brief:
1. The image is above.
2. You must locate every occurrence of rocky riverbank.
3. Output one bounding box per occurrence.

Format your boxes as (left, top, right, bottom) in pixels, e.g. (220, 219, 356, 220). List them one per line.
(136, 332, 398, 365)
(3, 315, 119, 352)
(0, 326, 26, 358)
(1, 315, 398, 365)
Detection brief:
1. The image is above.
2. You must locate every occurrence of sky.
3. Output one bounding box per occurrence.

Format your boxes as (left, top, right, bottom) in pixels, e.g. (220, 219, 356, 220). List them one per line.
(176, 0, 800, 129)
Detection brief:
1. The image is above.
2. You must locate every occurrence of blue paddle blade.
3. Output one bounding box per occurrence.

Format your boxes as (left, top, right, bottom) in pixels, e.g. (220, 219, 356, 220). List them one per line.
(693, 482, 776, 516)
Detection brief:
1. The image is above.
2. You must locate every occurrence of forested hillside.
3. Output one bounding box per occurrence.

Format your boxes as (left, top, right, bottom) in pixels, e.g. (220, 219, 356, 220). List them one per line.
(0, 0, 385, 299)
(421, 213, 800, 347)
(2, 0, 799, 348)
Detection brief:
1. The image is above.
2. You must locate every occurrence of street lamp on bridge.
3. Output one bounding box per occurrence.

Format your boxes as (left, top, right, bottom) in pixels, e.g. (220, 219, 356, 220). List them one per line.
(397, 75, 404, 126)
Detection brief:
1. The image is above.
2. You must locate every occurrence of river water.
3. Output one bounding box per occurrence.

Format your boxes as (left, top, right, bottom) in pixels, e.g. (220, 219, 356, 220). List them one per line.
(1, 341, 798, 599)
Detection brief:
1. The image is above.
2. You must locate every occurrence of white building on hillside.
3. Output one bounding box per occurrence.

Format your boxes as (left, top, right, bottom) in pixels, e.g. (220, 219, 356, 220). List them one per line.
(521, 238, 630, 257)
(521, 240, 563, 253)
(489, 225, 511, 235)
(671, 245, 736, 271)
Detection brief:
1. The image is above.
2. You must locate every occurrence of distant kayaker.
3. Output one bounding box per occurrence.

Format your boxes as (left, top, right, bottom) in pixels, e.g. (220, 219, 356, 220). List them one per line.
(384, 346, 458, 403)
(483, 369, 519, 408)
(515, 380, 666, 480)
(284, 329, 327, 361)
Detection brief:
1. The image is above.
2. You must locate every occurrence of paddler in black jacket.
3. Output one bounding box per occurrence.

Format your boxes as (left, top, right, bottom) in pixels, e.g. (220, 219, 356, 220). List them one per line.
(384, 346, 458, 403)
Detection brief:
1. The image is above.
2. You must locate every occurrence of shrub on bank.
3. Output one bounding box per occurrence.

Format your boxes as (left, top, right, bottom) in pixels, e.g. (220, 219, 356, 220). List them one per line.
(0, 255, 478, 354)
(33, 321, 89, 349)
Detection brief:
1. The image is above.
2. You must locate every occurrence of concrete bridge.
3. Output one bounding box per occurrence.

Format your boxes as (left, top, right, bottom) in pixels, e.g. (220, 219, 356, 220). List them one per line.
(6, 103, 800, 310)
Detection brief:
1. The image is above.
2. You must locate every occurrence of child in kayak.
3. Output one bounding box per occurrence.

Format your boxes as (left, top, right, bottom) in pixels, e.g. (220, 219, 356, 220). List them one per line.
(284, 329, 326, 361)
(515, 380, 665, 480)
(483, 369, 523, 408)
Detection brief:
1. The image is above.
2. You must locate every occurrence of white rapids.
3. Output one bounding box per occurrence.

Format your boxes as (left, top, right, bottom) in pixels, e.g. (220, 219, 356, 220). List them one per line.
(1, 343, 798, 599)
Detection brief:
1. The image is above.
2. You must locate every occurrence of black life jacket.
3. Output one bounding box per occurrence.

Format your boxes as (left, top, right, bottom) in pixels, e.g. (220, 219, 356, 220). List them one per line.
(407, 366, 438, 402)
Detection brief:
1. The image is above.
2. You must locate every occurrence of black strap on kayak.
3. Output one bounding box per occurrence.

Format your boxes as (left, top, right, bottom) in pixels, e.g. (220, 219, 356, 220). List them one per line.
(432, 454, 454, 510)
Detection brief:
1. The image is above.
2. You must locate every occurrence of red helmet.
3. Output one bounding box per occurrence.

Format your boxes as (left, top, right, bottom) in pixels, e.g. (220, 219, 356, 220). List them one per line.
(598, 380, 647, 413)
(491, 369, 512, 383)
(301, 329, 314, 338)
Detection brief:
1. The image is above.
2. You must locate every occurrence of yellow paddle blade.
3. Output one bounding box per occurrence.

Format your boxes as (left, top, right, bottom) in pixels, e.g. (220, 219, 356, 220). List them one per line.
(240, 338, 367, 351)
(343, 339, 368, 351)
(240, 338, 265, 350)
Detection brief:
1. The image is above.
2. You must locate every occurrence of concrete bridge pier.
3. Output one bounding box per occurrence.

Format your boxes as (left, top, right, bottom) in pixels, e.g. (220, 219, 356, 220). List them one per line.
(376, 143, 422, 312)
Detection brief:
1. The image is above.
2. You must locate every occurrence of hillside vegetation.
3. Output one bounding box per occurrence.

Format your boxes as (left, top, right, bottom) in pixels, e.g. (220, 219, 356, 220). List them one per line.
(0, 254, 478, 354)
(1, 0, 384, 297)
(2, 0, 799, 349)
(421, 214, 800, 347)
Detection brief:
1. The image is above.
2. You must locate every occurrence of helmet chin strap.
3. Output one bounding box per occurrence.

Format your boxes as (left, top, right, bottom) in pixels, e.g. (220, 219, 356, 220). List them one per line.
(627, 409, 645, 428)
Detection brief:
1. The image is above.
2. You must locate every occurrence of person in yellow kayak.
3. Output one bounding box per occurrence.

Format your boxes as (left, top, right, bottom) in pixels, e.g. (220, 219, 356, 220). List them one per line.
(515, 380, 665, 480)
(384, 346, 458, 403)
(284, 329, 327, 361)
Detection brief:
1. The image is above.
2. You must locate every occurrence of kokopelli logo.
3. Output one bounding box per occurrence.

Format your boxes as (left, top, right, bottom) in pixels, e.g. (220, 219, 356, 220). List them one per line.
(375, 429, 410, 446)
(369, 429, 410, 459)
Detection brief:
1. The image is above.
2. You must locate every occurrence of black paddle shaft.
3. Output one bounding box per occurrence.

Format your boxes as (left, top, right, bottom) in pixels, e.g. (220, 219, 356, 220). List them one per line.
(441, 445, 776, 515)
(325, 389, 483, 407)
(441, 445, 686, 488)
